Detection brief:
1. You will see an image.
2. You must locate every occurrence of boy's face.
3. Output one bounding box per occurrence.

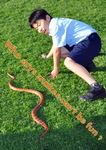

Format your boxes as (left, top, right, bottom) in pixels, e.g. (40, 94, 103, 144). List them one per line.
(32, 15, 50, 34)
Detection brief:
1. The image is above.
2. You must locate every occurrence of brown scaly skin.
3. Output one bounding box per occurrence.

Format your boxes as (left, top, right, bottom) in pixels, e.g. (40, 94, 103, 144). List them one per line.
(7, 73, 48, 144)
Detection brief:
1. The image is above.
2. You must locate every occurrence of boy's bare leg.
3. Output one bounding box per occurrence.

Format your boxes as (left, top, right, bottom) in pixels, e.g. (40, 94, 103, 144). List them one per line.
(64, 57, 96, 85)
(60, 47, 70, 59)
(60, 47, 106, 101)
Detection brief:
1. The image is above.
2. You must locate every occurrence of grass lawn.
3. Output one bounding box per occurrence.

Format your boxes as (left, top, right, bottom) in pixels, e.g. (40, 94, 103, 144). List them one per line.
(1, 0, 106, 150)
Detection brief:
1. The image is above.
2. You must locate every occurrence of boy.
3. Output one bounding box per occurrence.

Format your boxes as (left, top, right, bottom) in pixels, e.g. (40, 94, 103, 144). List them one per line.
(29, 9, 106, 101)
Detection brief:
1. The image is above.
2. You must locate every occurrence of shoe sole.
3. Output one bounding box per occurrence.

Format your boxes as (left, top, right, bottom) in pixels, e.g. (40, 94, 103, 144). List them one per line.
(80, 91, 106, 101)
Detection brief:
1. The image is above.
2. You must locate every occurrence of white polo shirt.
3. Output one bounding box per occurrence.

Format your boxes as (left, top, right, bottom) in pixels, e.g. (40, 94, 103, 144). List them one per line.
(49, 18, 97, 48)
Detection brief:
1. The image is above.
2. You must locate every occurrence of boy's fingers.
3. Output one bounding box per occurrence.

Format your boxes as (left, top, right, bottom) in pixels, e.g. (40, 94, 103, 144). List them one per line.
(41, 54, 47, 58)
(48, 74, 57, 78)
(41, 54, 44, 57)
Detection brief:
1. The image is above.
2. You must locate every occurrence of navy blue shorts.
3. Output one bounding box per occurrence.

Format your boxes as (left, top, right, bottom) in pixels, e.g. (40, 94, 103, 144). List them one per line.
(64, 33, 101, 67)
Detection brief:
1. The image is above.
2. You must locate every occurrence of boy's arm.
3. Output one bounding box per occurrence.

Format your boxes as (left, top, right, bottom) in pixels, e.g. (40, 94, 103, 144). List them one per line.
(46, 46, 54, 58)
(49, 47, 61, 78)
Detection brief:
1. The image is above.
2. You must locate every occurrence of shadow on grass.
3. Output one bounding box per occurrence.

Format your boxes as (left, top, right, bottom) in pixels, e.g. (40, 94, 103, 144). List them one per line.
(1, 115, 106, 150)
(98, 53, 106, 56)
(95, 67, 106, 72)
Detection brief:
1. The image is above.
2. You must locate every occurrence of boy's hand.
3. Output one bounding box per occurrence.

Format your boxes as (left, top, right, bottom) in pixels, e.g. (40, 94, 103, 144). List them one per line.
(49, 70, 58, 78)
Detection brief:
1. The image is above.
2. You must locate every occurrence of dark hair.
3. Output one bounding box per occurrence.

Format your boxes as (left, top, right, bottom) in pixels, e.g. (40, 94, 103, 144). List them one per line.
(29, 9, 52, 28)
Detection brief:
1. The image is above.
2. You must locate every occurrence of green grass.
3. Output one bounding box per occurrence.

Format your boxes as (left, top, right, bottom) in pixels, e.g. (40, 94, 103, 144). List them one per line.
(0, 0, 106, 150)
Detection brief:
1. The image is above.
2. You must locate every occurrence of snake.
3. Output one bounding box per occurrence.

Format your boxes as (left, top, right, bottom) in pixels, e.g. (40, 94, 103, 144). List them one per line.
(7, 73, 48, 144)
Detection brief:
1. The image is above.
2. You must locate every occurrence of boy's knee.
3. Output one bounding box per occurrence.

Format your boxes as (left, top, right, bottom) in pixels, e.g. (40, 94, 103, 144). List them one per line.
(64, 58, 67, 66)
(64, 57, 74, 66)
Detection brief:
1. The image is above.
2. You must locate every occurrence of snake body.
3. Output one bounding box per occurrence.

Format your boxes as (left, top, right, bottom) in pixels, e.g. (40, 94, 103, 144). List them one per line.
(7, 73, 48, 144)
